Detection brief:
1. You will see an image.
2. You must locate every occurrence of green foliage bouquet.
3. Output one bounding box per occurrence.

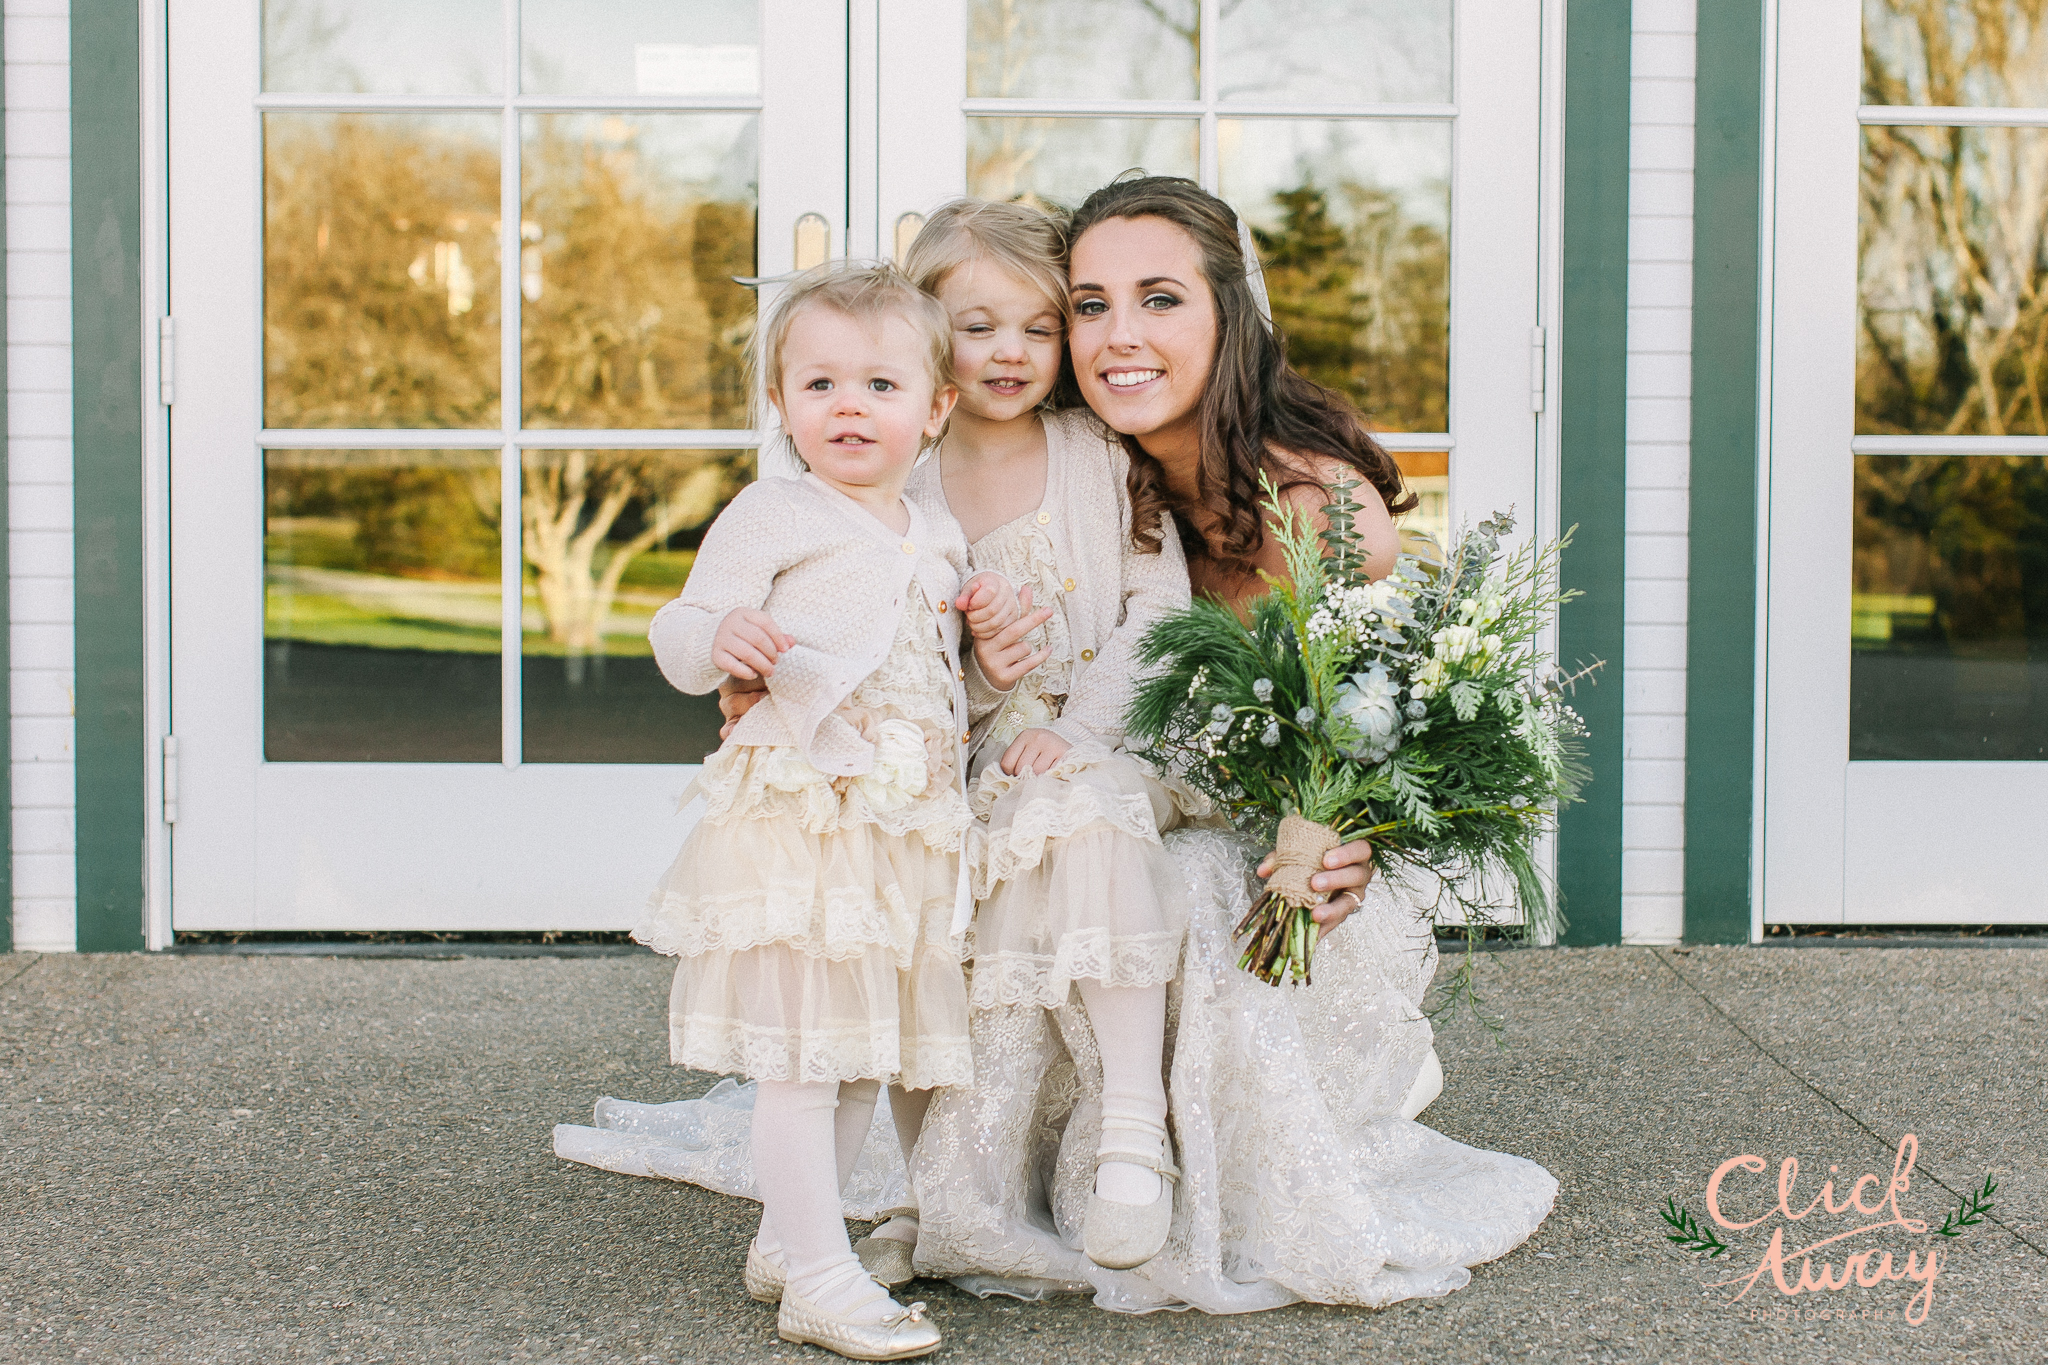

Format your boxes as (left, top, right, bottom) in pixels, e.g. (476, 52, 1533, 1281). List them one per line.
(1128, 479, 1595, 990)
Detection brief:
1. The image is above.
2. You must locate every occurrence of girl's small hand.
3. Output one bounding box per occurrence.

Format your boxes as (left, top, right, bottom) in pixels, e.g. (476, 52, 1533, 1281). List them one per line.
(999, 728, 1070, 776)
(972, 590, 1056, 691)
(1256, 837, 1379, 941)
(959, 572, 1021, 640)
(713, 608, 793, 680)
(716, 675, 769, 739)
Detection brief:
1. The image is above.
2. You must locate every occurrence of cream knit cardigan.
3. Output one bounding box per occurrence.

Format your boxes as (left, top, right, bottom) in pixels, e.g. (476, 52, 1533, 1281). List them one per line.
(907, 407, 1189, 752)
(648, 473, 973, 779)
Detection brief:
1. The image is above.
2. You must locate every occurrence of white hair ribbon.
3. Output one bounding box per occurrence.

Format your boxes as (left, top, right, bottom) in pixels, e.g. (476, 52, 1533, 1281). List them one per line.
(1236, 214, 1274, 332)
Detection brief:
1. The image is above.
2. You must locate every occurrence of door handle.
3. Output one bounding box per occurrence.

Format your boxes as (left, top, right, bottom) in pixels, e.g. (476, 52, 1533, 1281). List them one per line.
(794, 213, 831, 271)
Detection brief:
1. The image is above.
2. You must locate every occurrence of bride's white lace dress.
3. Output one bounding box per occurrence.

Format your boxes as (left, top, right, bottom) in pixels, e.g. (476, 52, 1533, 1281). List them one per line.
(556, 823, 1557, 1314)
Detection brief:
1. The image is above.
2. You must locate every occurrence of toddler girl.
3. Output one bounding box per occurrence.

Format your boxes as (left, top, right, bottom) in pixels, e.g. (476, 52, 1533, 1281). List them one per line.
(635, 262, 1027, 1360)
(897, 201, 1200, 1275)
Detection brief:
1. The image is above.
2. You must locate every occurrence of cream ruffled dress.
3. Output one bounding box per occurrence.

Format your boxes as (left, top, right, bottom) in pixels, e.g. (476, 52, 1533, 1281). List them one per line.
(964, 513, 1197, 1010)
(635, 590, 973, 1090)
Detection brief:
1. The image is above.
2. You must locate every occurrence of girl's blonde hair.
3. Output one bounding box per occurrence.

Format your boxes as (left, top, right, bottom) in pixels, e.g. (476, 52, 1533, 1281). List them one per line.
(902, 198, 1070, 321)
(758, 260, 954, 402)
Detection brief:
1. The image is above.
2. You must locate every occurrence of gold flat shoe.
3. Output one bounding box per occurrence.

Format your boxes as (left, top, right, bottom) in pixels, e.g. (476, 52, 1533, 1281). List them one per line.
(854, 1206, 919, 1288)
(744, 1239, 786, 1303)
(776, 1288, 941, 1361)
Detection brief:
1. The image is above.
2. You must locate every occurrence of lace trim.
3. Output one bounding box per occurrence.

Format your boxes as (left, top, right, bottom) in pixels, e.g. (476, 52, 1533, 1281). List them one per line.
(965, 931, 1185, 1009)
(632, 882, 957, 964)
(967, 791, 1162, 898)
(670, 1013, 973, 1089)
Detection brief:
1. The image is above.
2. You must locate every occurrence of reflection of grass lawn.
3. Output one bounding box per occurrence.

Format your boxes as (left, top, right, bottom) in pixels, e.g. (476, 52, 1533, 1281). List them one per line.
(265, 591, 656, 657)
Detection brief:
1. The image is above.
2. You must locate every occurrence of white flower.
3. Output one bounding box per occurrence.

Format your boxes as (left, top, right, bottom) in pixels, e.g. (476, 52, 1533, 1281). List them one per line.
(1458, 579, 1505, 626)
(757, 747, 829, 795)
(1295, 706, 1318, 727)
(1410, 657, 1447, 699)
(1259, 720, 1281, 747)
(1330, 664, 1403, 758)
(1432, 623, 1482, 663)
(852, 719, 932, 811)
(1253, 678, 1274, 702)
(1405, 699, 1427, 720)
(1482, 633, 1503, 658)
(1211, 703, 1234, 724)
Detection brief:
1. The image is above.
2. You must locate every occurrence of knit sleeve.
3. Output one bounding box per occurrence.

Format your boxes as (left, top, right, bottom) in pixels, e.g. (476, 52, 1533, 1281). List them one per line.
(1049, 461, 1192, 748)
(646, 482, 803, 695)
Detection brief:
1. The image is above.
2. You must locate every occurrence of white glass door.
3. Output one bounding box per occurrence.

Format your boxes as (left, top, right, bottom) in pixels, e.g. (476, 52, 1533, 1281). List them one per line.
(167, 0, 845, 931)
(166, 0, 1546, 933)
(1765, 3, 2048, 924)
(874, 0, 1547, 545)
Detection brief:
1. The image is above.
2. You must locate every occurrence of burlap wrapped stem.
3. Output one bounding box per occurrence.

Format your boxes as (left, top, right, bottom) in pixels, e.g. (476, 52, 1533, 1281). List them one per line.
(1235, 812, 1346, 986)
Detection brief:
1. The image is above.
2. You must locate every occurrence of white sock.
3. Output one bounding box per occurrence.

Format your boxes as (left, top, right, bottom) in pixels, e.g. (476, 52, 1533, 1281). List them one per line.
(872, 1084, 931, 1245)
(751, 1079, 897, 1323)
(754, 1077, 881, 1263)
(1076, 980, 1169, 1206)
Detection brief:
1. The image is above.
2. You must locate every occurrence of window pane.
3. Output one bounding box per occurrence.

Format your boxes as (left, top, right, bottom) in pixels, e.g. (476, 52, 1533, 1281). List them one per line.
(1852, 454, 2048, 759)
(1391, 450, 1450, 553)
(265, 450, 503, 762)
(1219, 119, 1450, 432)
(1219, 0, 1451, 105)
(967, 117, 1197, 213)
(265, 114, 502, 430)
(264, 0, 500, 95)
(522, 0, 759, 96)
(1859, 125, 2048, 436)
(521, 113, 758, 430)
(967, 0, 1197, 101)
(520, 449, 751, 763)
(1864, 0, 2048, 107)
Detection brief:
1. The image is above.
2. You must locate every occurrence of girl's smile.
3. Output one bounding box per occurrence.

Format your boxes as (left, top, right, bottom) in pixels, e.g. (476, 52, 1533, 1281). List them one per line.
(935, 258, 1065, 424)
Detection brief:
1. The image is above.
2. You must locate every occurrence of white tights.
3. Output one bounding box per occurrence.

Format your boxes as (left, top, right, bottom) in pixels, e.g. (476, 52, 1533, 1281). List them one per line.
(751, 1079, 935, 1308)
(751, 1079, 894, 1320)
(1077, 979, 1170, 1205)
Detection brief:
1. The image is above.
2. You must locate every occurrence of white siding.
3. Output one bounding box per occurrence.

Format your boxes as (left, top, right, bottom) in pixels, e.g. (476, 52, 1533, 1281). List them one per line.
(6, 0, 73, 952)
(1623, 0, 1694, 944)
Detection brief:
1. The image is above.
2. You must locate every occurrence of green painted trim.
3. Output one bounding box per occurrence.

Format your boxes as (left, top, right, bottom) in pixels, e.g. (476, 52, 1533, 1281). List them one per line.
(1682, 2, 1766, 944)
(0, 18, 11, 955)
(1555, 0, 1631, 945)
(72, 3, 147, 953)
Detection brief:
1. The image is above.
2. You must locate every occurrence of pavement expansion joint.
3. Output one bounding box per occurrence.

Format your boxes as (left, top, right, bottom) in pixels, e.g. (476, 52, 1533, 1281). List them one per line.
(1650, 946, 2046, 1261)
(0, 953, 44, 992)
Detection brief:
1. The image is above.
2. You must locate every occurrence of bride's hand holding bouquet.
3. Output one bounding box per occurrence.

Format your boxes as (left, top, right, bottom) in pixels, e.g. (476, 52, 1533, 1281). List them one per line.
(1127, 478, 1596, 988)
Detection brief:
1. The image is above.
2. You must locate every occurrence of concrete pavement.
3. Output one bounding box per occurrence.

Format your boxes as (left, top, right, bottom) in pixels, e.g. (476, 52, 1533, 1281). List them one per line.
(2, 944, 2043, 1364)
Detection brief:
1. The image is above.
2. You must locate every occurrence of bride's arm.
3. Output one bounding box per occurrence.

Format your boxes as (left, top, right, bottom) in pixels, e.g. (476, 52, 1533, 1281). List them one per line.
(1256, 839, 1377, 939)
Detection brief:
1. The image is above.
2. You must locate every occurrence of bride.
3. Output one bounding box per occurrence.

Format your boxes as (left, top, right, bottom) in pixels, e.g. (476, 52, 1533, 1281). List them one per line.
(903, 177, 1554, 1313)
(554, 176, 1555, 1317)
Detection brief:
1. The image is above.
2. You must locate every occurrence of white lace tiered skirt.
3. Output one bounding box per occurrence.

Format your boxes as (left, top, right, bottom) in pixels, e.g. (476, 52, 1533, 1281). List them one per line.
(965, 742, 1201, 1009)
(633, 737, 972, 1091)
(911, 827, 1559, 1313)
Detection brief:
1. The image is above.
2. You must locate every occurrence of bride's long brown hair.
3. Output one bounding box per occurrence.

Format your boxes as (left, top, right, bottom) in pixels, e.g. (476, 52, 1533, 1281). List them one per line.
(1066, 176, 1415, 568)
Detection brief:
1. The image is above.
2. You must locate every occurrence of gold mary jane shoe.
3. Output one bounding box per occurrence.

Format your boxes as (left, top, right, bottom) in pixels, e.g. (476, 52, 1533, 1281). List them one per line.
(744, 1239, 786, 1303)
(1082, 1147, 1180, 1271)
(853, 1207, 919, 1289)
(776, 1289, 941, 1361)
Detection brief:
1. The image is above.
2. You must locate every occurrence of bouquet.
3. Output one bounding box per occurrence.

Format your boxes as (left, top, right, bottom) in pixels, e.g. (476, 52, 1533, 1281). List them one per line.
(1127, 478, 1596, 993)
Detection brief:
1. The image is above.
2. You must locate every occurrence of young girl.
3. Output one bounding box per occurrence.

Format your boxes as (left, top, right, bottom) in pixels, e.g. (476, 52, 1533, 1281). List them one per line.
(891, 200, 1202, 1276)
(634, 262, 1028, 1361)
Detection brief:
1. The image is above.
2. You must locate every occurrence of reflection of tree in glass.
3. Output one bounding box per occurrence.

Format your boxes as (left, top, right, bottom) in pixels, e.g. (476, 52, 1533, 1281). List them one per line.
(1860, 2, 2048, 436)
(264, 116, 502, 428)
(523, 451, 748, 651)
(267, 459, 500, 581)
(1855, 455, 2048, 649)
(521, 117, 757, 430)
(1254, 182, 1448, 432)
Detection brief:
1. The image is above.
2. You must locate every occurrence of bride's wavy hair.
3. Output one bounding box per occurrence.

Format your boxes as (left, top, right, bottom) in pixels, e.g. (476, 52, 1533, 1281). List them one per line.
(1066, 175, 1415, 567)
